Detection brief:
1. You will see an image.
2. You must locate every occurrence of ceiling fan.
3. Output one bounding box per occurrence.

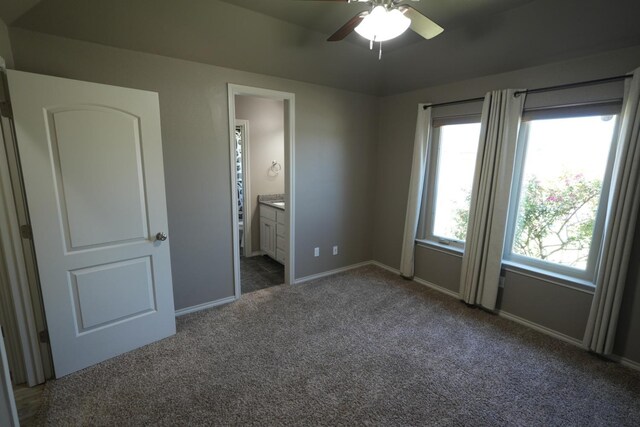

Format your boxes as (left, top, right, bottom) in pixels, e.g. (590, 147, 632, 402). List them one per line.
(318, 0, 444, 58)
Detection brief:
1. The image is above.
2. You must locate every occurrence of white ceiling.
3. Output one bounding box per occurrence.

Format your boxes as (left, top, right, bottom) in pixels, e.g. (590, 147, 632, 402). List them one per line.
(4, 0, 640, 95)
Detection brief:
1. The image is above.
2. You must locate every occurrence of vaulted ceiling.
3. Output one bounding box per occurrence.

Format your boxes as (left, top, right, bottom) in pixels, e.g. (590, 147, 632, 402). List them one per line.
(3, 0, 640, 95)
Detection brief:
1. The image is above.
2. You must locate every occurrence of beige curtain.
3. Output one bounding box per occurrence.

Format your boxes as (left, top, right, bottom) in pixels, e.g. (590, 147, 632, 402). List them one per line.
(585, 67, 640, 355)
(399, 105, 433, 278)
(460, 89, 526, 310)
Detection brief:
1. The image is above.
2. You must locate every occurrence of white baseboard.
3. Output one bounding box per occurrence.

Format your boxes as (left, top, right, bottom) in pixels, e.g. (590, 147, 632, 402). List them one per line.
(404, 266, 638, 372)
(294, 261, 373, 284)
(413, 276, 461, 299)
(369, 261, 591, 354)
(608, 355, 640, 372)
(368, 261, 461, 300)
(296, 260, 461, 302)
(173, 260, 640, 373)
(174, 295, 237, 317)
(368, 260, 400, 274)
(177, 260, 398, 314)
(497, 310, 585, 348)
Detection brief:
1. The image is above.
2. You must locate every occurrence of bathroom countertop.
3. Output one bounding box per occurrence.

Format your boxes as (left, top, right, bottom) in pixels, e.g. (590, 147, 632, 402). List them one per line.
(258, 194, 285, 211)
(259, 200, 285, 211)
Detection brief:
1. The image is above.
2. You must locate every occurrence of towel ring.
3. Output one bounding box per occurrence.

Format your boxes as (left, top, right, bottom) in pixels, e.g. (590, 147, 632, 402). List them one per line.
(270, 161, 282, 175)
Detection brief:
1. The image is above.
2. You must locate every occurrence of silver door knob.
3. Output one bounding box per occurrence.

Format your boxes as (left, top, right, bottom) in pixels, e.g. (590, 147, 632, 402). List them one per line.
(155, 232, 168, 241)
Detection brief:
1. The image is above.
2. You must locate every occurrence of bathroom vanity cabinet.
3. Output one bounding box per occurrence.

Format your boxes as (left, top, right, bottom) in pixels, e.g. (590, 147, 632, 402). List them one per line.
(259, 203, 285, 264)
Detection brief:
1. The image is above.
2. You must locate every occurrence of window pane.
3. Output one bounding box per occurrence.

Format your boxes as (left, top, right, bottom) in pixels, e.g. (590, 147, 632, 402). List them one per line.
(432, 123, 481, 242)
(511, 115, 617, 270)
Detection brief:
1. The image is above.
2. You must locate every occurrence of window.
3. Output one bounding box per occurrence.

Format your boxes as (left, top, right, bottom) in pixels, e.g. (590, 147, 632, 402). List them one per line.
(423, 119, 482, 248)
(504, 106, 620, 281)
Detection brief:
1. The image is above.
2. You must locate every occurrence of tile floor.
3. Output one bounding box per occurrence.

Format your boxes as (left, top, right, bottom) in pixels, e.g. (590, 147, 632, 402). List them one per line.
(13, 383, 44, 426)
(240, 255, 284, 294)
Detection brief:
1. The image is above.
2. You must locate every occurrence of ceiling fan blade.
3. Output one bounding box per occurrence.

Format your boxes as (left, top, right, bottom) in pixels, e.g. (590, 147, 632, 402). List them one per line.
(327, 12, 366, 41)
(402, 6, 444, 40)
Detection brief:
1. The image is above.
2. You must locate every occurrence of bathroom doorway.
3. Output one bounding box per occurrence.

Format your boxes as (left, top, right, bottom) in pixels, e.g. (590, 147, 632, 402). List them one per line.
(228, 85, 295, 297)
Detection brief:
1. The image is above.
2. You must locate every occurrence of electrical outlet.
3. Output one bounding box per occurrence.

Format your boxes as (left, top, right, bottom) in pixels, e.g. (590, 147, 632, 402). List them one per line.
(314, 247, 320, 257)
(332, 245, 338, 255)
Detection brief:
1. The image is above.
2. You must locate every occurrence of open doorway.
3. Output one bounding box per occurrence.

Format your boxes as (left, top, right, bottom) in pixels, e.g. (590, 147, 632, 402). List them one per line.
(228, 85, 295, 297)
(235, 111, 284, 294)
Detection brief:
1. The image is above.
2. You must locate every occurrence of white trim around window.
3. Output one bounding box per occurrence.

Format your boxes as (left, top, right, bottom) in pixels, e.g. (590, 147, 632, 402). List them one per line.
(502, 104, 622, 284)
(421, 115, 482, 250)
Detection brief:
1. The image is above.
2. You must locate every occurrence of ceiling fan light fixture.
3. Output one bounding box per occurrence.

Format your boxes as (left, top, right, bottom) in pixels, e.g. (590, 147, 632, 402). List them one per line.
(354, 6, 411, 42)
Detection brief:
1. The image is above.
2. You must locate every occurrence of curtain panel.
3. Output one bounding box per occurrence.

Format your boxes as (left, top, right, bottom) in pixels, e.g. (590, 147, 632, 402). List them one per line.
(399, 105, 433, 278)
(585, 67, 640, 355)
(459, 89, 526, 310)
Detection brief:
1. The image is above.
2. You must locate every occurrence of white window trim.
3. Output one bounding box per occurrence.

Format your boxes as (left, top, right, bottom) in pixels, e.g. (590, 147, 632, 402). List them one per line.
(415, 238, 464, 256)
(501, 260, 595, 293)
(422, 115, 481, 250)
(502, 106, 621, 284)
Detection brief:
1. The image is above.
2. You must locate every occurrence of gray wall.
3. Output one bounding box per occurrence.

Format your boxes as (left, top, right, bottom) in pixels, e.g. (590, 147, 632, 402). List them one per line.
(374, 45, 640, 362)
(9, 28, 377, 309)
(0, 18, 13, 68)
(414, 244, 461, 293)
(498, 270, 594, 340)
(373, 44, 640, 270)
(413, 245, 594, 341)
(235, 95, 285, 254)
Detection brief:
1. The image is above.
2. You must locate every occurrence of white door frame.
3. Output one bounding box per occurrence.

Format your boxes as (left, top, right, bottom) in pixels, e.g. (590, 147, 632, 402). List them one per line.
(227, 84, 295, 297)
(0, 68, 47, 386)
(235, 119, 252, 257)
(0, 328, 19, 427)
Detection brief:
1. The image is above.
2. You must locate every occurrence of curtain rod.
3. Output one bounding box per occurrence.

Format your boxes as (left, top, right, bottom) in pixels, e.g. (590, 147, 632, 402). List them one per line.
(422, 97, 485, 110)
(423, 73, 634, 110)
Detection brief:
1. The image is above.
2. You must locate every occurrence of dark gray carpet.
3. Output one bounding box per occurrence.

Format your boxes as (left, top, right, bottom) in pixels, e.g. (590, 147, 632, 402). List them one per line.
(38, 266, 640, 426)
(241, 255, 284, 294)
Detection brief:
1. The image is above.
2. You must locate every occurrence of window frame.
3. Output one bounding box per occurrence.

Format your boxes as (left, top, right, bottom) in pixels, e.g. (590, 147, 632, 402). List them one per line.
(422, 115, 482, 250)
(502, 104, 621, 283)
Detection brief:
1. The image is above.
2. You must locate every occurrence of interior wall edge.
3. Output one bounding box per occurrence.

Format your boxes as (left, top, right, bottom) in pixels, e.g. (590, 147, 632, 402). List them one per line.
(0, 18, 14, 69)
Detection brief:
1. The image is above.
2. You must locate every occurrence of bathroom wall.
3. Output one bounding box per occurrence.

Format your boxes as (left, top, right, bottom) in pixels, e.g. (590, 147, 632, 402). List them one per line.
(234, 95, 285, 255)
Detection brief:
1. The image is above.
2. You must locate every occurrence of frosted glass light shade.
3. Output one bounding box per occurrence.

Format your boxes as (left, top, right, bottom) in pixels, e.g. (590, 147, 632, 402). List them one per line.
(355, 6, 411, 42)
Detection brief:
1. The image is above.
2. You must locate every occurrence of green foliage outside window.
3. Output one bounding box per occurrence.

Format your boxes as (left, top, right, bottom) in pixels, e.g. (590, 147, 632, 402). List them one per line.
(453, 173, 602, 268)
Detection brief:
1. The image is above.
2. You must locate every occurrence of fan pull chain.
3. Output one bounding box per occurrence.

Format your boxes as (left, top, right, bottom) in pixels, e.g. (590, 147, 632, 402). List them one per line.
(370, 39, 373, 50)
(379, 41, 383, 60)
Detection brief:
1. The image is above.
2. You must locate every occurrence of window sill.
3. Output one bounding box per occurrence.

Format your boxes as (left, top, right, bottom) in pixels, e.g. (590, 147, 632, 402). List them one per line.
(501, 260, 595, 294)
(414, 241, 595, 294)
(415, 239, 464, 257)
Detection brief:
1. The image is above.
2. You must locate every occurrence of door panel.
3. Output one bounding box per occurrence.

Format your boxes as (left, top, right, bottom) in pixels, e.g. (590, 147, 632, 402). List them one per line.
(49, 107, 148, 250)
(70, 257, 155, 332)
(7, 70, 176, 378)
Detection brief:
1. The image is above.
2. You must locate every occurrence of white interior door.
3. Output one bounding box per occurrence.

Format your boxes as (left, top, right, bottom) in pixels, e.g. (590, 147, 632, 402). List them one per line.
(7, 70, 176, 378)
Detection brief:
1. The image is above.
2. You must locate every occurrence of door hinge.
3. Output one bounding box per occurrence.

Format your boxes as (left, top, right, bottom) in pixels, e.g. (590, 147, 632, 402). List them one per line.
(20, 224, 33, 240)
(0, 100, 11, 118)
(0, 72, 11, 118)
(39, 330, 49, 344)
